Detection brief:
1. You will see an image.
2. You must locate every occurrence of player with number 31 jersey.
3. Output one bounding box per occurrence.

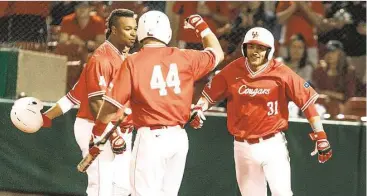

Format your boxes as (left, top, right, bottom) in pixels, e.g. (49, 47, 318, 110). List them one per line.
(191, 27, 332, 196)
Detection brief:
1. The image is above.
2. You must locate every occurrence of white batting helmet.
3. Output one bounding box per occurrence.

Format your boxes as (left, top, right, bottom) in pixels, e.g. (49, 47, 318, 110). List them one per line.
(10, 97, 44, 133)
(137, 10, 172, 45)
(241, 27, 275, 60)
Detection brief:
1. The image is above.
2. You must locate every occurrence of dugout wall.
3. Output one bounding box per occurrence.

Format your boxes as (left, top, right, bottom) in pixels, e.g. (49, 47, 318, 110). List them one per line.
(0, 99, 365, 196)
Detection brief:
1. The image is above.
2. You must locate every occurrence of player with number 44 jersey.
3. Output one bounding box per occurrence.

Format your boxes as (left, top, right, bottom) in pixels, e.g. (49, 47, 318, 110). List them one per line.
(94, 11, 224, 196)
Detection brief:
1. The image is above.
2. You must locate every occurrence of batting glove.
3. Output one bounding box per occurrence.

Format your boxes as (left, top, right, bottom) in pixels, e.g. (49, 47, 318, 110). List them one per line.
(309, 131, 332, 163)
(189, 106, 206, 129)
(41, 114, 52, 128)
(89, 120, 108, 148)
(90, 121, 126, 155)
(109, 128, 126, 154)
(184, 14, 211, 38)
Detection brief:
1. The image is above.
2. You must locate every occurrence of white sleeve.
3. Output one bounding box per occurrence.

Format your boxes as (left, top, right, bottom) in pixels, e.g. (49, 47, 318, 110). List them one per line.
(56, 96, 76, 114)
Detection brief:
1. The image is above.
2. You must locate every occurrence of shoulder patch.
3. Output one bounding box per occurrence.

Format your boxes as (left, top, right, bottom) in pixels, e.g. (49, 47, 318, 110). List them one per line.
(304, 82, 310, 88)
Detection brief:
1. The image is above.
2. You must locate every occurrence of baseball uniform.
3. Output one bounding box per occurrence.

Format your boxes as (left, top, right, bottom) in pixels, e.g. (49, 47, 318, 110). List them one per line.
(67, 40, 133, 196)
(202, 57, 319, 196)
(103, 44, 216, 196)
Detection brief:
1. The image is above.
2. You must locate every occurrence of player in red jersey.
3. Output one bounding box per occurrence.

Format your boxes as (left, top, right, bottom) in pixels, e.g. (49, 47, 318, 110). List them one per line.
(40, 9, 137, 196)
(190, 27, 333, 196)
(91, 11, 224, 196)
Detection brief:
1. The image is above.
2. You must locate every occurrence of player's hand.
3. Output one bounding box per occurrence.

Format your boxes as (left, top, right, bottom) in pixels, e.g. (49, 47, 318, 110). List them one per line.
(309, 131, 332, 163)
(89, 121, 126, 154)
(189, 106, 206, 129)
(41, 114, 52, 128)
(89, 120, 108, 150)
(184, 14, 210, 38)
(109, 128, 126, 154)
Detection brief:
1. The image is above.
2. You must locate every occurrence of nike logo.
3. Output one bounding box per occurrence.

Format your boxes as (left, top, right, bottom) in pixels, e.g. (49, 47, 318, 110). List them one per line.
(236, 77, 242, 80)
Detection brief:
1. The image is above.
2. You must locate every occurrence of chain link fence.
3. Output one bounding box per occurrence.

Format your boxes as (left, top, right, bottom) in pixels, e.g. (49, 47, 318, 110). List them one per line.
(0, 1, 365, 119)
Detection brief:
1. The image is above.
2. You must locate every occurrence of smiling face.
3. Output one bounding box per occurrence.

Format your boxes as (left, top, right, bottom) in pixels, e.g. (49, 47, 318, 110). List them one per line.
(246, 43, 269, 67)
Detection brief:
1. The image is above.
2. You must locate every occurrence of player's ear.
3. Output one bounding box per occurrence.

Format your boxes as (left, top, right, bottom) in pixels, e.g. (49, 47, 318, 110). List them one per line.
(111, 26, 117, 35)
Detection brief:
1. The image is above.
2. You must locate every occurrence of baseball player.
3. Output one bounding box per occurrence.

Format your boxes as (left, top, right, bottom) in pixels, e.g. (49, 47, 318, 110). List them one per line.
(90, 11, 224, 196)
(41, 9, 137, 196)
(190, 27, 333, 196)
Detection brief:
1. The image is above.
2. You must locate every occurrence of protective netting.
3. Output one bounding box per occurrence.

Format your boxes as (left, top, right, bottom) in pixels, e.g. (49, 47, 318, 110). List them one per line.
(0, 1, 365, 120)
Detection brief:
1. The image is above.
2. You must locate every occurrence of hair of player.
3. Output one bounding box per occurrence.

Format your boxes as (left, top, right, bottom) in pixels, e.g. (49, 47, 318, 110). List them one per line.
(106, 9, 135, 39)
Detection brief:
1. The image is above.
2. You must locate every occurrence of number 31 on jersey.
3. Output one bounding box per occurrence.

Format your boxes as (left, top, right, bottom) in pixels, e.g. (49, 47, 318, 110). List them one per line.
(267, 101, 278, 116)
(150, 64, 181, 96)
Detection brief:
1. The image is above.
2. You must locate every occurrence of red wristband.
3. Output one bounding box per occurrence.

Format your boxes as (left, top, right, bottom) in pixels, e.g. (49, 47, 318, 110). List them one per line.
(42, 114, 52, 128)
(309, 131, 327, 141)
(92, 120, 108, 136)
(195, 22, 209, 35)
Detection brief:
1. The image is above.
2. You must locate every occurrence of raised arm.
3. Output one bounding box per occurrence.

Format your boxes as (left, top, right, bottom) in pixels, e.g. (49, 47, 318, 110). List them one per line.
(276, 2, 298, 25)
(184, 14, 224, 66)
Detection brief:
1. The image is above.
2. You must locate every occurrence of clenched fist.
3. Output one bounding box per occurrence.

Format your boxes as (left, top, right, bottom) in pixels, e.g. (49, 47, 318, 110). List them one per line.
(184, 14, 211, 38)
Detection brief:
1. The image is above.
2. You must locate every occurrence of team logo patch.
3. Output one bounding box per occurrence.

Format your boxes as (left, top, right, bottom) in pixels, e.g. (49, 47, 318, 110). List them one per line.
(252, 31, 259, 39)
(304, 82, 310, 88)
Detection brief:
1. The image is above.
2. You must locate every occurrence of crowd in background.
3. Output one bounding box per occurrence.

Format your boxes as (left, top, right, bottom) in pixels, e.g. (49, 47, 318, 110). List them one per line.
(0, 1, 365, 120)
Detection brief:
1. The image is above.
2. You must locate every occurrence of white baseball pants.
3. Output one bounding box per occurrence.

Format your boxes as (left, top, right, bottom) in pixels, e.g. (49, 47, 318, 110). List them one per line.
(234, 132, 293, 196)
(74, 117, 132, 196)
(130, 126, 189, 196)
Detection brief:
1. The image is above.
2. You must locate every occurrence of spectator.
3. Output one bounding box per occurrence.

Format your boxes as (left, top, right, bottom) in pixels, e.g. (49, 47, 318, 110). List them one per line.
(58, 2, 105, 53)
(173, 1, 229, 50)
(312, 40, 356, 103)
(318, 2, 366, 96)
(50, 1, 78, 26)
(276, 1, 325, 66)
(55, 1, 105, 92)
(0, 2, 50, 43)
(277, 33, 314, 82)
(91, 1, 111, 19)
(214, 2, 244, 55)
(221, 2, 276, 59)
(49, 2, 79, 46)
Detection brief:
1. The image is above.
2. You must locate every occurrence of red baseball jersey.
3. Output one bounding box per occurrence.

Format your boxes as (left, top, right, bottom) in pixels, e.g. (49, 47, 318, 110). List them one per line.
(66, 41, 132, 125)
(203, 57, 319, 139)
(103, 44, 216, 128)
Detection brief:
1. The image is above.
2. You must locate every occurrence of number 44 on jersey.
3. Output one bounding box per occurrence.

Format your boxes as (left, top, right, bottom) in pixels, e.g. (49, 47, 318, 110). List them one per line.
(150, 64, 181, 96)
